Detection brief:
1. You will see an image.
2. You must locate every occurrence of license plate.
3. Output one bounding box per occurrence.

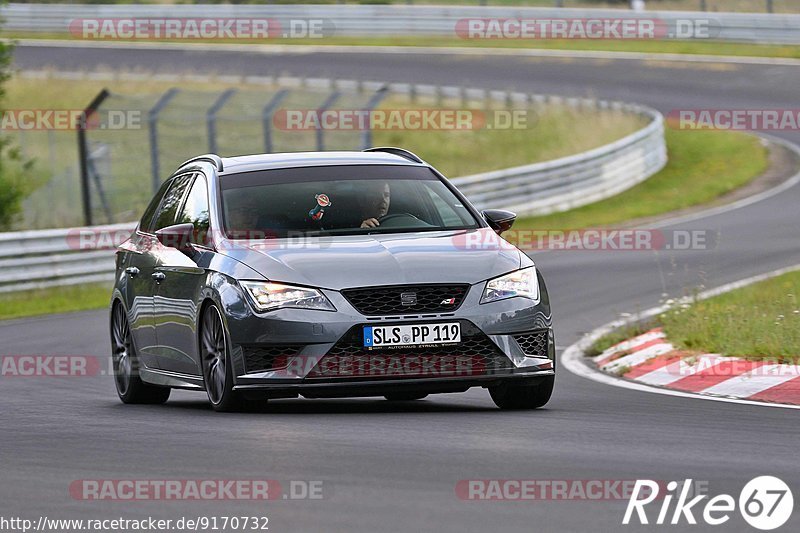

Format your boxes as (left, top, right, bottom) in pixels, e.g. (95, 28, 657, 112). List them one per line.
(363, 323, 461, 349)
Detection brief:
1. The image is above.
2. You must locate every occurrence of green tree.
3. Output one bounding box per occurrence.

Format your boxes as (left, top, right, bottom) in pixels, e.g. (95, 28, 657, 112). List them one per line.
(0, 9, 33, 230)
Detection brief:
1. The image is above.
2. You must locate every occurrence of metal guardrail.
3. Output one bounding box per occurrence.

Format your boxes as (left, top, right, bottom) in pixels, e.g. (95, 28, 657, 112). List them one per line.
(452, 103, 666, 216)
(0, 79, 666, 293)
(2, 3, 800, 44)
(0, 222, 134, 293)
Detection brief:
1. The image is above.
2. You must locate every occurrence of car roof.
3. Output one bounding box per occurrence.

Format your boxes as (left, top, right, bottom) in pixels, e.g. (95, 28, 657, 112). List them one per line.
(218, 151, 426, 175)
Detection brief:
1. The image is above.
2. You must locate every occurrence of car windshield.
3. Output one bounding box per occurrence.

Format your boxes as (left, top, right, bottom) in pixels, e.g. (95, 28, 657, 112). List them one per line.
(220, 164, 480, 238)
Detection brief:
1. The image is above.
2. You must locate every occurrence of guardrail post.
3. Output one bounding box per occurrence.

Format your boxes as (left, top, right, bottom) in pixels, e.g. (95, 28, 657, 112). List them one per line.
(207, 88, 237, 154)
(360, 86, 389, 149)
(77, 88, 110, 227)
(148, 88, 179, 194)
(262, 89, 290, 153)
(316, 91, 341, 151)
(767, 0, 773, 13)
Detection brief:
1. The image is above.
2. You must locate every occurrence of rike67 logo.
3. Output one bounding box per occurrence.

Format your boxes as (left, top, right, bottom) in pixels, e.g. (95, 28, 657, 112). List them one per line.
(624, 476, 793, 530)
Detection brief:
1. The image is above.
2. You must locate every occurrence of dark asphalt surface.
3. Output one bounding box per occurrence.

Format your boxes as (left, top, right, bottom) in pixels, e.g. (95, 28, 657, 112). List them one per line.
(3, 44, 800, 532)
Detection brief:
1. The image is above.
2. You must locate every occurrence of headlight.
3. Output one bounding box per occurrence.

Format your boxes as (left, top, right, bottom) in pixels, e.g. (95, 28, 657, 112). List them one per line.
(481, 267, 540, 304)
(240, 281, 336, 312)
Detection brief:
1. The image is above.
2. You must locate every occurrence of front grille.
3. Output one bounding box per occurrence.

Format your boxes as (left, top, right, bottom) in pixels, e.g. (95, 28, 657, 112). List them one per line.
(306, 322, 513, 379)
(242, 345, 304, 373)
(341, 284, 469, 315)
(513, 330, 549, 357)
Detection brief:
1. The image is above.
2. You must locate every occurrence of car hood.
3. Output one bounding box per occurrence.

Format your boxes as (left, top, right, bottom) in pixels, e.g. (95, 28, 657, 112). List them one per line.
(219, 228, 522, 289)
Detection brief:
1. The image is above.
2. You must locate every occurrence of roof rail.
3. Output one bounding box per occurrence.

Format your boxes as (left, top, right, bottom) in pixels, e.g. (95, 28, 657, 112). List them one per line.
(363, 147, 423, 164)
(179, 154, 224, 172)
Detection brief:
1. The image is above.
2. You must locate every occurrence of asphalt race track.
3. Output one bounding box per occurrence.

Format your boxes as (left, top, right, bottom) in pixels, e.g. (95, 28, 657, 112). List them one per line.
(3, 44, 800, 532)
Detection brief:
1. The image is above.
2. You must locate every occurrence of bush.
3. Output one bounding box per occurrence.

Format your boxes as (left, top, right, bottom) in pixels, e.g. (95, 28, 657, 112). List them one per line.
(0, 142, 34, 230)
(0, 13, 36, 230)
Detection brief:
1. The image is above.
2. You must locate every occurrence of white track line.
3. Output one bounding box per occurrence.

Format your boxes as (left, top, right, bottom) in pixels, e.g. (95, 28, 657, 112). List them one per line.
(562, 264, 800, 410)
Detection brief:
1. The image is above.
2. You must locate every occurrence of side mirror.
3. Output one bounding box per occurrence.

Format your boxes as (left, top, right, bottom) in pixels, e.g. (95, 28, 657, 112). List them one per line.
(482, 209, 517, 235)
(155, 223, 195, 253)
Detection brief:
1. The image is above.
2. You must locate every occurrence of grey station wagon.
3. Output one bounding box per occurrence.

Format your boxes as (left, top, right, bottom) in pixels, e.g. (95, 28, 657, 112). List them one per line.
(110, 148, 555, 411)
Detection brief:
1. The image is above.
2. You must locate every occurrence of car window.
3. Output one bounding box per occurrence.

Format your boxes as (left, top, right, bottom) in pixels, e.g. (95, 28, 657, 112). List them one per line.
(176, 175, 211, 245)
(139, 179, 173, 233)
(426, 185, 466, 227)
(152, 174, 194, 232)
(220, 165, 479, 238)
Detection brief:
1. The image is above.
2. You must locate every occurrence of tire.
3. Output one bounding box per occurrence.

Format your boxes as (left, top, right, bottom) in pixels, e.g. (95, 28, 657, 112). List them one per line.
(200, 303, 243, 412)
(384, 393, 429, 402)
(110, 302, 171, 405)
(489, 376, 554, 410)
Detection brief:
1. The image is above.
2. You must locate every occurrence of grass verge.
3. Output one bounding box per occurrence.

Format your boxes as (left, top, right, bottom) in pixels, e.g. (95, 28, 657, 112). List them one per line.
(0, 283, 111, 321)
(660, 270, 800, 360)
(590, 270, 800, 362)
(373, 103, 645, 177)
(9, 34, 800, 61)
(512, 129, 768, 232)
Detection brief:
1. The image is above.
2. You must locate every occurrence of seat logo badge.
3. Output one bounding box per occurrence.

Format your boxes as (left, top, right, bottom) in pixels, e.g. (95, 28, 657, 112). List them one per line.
(400, 292, 417, 306)
(440, 298, 456, 305)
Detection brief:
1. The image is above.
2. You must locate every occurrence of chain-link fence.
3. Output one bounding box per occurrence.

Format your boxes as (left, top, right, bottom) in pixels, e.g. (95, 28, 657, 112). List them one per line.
(12, 87, 382, 226)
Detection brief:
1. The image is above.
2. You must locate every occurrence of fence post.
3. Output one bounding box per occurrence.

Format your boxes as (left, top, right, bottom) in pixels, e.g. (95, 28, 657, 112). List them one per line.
(148, 88, 179, 194)
(360, 86, 389, 149)
(87, 143, 114, 224)
(207, 88, 237, 154)
(262, 89, 290, 153)
(316, 91, 341, 151)
(77, 88, 110, 227)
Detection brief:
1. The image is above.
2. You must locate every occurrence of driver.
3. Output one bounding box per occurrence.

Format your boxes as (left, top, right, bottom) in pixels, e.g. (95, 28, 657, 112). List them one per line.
(359, 181, 391, 228)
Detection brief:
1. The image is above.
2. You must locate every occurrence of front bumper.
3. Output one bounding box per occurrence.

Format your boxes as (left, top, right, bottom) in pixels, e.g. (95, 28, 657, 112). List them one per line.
(225, 282, 554, 397)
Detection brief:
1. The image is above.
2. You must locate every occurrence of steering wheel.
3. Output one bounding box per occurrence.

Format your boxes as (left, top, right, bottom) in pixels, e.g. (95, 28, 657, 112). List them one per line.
(377, 213, 419, 225)
(374, 213, 434, 229)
